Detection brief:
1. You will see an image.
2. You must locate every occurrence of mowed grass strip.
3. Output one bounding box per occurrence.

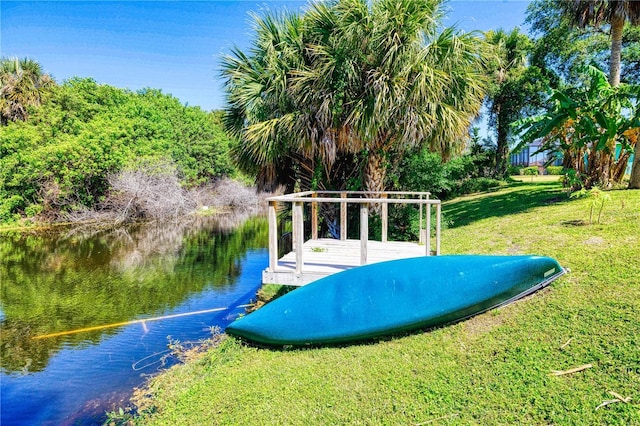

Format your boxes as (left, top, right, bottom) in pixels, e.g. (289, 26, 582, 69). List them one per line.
(132, 182, 640, 425)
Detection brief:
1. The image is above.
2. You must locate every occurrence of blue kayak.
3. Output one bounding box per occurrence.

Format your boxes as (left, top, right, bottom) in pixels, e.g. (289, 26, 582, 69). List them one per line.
(226, 255, 565, 346)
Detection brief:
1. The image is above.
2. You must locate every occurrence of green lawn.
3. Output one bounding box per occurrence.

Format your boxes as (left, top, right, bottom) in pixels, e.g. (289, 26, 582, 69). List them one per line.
(510, 174, 564, 183)
(128, 181, 640, 425)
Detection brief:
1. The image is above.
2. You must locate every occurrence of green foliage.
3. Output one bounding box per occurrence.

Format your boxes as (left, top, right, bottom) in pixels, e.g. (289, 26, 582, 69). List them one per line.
(396, 148, 501, 201)
(0, 195, 24, 223)
(484, 28, 549, 177)
(506, 165, 522, 176)
(386, 148, 501, 241)
(526, 0, 640, 84)
(1, 57, 55, 124)
(546, 165, 564, 175)
(522, 166, 539, 176)
(515, 66, 640, 188)
(0, 78, 234, 222)
(222, 0, 488, 192)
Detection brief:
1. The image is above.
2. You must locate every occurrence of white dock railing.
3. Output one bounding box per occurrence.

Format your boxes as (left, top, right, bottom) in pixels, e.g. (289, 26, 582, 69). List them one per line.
(266, 191, 441, 274)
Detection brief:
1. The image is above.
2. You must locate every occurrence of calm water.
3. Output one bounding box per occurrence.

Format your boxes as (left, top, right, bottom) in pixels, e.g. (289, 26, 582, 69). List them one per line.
(0, 215, 269, 425)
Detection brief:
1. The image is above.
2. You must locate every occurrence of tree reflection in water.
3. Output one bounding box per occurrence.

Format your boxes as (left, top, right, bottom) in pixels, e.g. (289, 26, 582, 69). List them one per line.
(0, 213, 268, 374)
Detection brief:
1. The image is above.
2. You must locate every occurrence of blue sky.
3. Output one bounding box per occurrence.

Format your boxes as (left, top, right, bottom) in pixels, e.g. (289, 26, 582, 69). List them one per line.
(1, 0, 532, 111)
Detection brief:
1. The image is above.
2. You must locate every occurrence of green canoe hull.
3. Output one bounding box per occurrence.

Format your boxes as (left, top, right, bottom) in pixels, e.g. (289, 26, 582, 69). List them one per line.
(226, 255, 565, 346)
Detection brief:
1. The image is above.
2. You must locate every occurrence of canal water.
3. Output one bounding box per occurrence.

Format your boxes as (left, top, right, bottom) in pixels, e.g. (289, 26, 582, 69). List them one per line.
(0, 215, 269, 425)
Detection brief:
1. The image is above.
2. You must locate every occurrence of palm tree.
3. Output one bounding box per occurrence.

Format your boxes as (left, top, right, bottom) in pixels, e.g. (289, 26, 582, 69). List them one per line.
(221, 0, 487, 193)
(0, 57, 55, 125)
(563, 0, 640, 86)
(561, 1, 640, 188)
(297, 0, 487, 194)
(221, 11, 307, 191)
(484, 28, 547, 178)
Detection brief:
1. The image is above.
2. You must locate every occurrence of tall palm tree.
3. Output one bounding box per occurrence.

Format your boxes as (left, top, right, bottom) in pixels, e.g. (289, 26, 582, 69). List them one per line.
(561, 1, 640, 188)
(298, 0, 487, 193)
(0, 57, 54, 125)
(484, 28, 543, 178)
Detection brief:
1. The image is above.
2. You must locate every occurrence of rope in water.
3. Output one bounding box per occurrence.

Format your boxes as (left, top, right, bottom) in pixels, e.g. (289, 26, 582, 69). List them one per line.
(31, 304, 250, 340)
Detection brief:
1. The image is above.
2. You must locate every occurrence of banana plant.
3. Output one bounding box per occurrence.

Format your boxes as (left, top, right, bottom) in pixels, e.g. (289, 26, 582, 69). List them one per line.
(515, 66, 639, 189)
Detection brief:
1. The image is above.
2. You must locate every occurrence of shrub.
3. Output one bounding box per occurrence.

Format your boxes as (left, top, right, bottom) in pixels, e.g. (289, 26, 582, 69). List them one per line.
(0, 195, 25, 223)
(394, 150, 449, 195)
(105, 158, 194, 222)
(546, 166, 564, 175)
(522, 166, 539, 176)
(507, 165, 521, 176)
(454, 177, 502, 194)
(396, 147, 502, 199)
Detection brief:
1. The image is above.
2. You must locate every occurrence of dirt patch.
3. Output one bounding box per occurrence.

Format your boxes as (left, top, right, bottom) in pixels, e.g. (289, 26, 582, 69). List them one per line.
(464, 311, 505, 337)
(584, 236, 606, 246)
(507, 244, 523, 255)
(561, 219, 588, 227)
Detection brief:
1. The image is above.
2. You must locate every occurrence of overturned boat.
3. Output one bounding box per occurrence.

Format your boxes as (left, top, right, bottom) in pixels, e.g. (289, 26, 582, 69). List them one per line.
(226, 255, 566, 346)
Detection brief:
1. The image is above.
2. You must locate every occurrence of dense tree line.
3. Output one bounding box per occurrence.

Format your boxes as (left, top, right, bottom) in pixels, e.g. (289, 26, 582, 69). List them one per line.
(1, 75, 235, 223)
(3, 0, 640, 227)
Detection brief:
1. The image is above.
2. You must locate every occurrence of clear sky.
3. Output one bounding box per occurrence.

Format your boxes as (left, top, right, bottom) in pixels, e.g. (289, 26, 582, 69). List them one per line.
(1, 0, 532, 111)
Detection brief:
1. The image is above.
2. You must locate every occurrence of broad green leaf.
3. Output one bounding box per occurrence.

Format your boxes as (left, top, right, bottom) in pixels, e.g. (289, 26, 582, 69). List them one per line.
(593, 110, 609, 130)
(539, 113, 569, 139)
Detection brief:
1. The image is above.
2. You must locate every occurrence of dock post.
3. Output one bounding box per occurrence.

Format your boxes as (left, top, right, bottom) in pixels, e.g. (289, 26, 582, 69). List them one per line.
(426, 202, 431, 256)
(360, 203, 368, 265)
(294, 201, 304, 273)
(436, 202, 441, 255)
(268, 200, 278, 272)
(340, 192, 347, 241)
(311, 193, 318, 240)
(419, 195, 423, 244)
(381, 193, 388, 243)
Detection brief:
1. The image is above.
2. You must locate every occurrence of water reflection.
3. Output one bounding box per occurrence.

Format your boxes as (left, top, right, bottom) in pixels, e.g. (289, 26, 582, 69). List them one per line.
(0, 214, 268, 424)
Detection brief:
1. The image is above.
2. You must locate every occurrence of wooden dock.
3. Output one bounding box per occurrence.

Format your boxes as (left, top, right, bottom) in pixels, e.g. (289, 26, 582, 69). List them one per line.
(262, 191, 442, 286)
(263, 238, 429, 286)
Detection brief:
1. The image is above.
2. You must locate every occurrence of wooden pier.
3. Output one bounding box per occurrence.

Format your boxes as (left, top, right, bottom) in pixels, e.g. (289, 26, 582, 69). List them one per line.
(263, 191, 441, 286)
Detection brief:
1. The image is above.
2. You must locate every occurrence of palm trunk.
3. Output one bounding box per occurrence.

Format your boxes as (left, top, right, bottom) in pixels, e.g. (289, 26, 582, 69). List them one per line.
(609, 16, 640, 188)
(364, 150, 386, 193)
(364, 150, 386, 215)
(612, 150, 631, 183)
(609, 15, 624, 87)
(629, 141, 640, 189)
(493, 100, 509, 178)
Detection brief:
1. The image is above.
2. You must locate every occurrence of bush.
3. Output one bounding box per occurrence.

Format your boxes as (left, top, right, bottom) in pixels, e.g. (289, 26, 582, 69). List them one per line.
(546, 166, 564, 175)
(522, 166, 539, 176)
(394, 150, 449, 195)
(454, 177, 502, 194)
(396, 148, 502, 200)
(507, 165, 521, 176)
(0, 195, 25, 223)
(104, 158, 194, 222)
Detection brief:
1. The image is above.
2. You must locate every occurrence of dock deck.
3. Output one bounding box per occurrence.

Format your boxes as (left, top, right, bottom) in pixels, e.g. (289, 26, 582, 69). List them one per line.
(262, 238, 428, 286)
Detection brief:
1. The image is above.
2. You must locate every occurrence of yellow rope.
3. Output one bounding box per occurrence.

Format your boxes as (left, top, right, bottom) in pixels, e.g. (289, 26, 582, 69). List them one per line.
(32, 304, 249, 340)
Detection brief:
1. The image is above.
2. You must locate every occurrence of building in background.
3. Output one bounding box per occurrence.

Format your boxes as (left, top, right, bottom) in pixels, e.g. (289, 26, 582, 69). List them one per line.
(510, 139, 562, 173)
(511, 140, 634, 175)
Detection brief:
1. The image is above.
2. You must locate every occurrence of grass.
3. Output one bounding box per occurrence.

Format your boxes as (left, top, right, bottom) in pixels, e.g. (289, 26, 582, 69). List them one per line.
(128, 181, 640, 425)
(510, 174, 563, 183)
